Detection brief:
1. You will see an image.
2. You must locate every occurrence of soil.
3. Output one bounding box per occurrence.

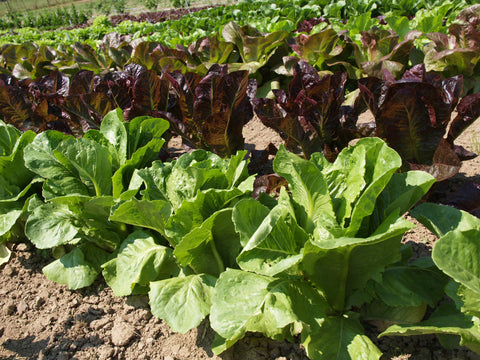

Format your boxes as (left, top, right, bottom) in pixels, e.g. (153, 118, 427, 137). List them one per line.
(1, 112, 480, 360)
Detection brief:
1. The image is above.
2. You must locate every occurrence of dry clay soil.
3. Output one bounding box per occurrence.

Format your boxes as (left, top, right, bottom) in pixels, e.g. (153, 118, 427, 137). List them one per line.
(2, 112, 480, 360)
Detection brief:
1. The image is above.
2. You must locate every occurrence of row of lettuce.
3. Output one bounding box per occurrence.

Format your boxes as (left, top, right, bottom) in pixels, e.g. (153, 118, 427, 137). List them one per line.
(0, 109, 479, 358)
(2, 56, 480, 185)
(1, 4, 480, 96)
(0, 0, 476, 48)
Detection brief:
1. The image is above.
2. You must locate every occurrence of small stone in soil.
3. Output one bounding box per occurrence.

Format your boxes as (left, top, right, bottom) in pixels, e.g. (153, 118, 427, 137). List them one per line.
(97, 345, 115, 360)
(90, 317, 111, 331)
(111, 320, 136, 346)
(34, 296, 45, 309)
(4, 301, 16, 315)
(17, 299, 28, 314)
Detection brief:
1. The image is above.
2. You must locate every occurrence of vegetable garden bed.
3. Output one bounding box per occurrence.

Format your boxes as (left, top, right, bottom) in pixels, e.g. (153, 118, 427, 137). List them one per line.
(1, 115, 480, 360)
(2, 2, 480, 359)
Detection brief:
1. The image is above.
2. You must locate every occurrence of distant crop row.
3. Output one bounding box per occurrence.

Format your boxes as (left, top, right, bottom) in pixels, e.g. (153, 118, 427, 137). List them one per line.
(2, 5, 480, 92)
(0, 0, 476, 47)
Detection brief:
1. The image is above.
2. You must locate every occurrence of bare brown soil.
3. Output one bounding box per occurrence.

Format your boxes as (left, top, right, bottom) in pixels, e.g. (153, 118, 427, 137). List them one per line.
(1, 113, 480, 360)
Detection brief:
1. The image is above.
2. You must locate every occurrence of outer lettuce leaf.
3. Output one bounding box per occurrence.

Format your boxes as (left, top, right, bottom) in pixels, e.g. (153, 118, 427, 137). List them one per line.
(432, 229, 480, 295)
(373, 265, 449, 308)
(149, 274, 217, 333)
(362, 299, 428, 328)
(370, 171, 436, 232)
(43, 244, 112, 290)
(0, 122, 36, 190)
(102, 230, 179, 296)
(381, 303, 480, 354)
(24, 132, 103, 199)
(26, 196, 124, 251)
(210, 269, 328, 351)
(53, 137, 113, 197)
(410, 202, 480, 239)
(0, 243, 10, 265)
(0, 203, 23, 237)
(109, 198, 172, 238)
(25, 200, 80, 249)
(302, 314, 382, 360)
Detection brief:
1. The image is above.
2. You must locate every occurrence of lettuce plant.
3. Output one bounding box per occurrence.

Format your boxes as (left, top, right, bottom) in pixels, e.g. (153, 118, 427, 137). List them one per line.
(253, 60, 359, 160)
(105, 149, 254, 330)
(221, 22, 290, 76)
(208, 138, 440, 359)
(358, 64, 480, 180)
(423, 7, 480, 95)
(381, 203, 480, 354)
(153, 64, 256, 157)
(0, 120, 37, 264)
(21, 109, 170, 289)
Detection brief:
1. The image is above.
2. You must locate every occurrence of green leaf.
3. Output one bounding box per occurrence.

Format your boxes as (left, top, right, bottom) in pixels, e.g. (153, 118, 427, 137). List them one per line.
(43, 245, 112, 289)
(174, 209, 241, 276)
(433, 229, 480, 295)
(302, 315, 382, 360)
(100, 108, 128, 165)
(232, 198, 271, 247)
(24, 132, 114, 199)
(165, 188, 243, 242)
(53, 137, 113, 197)
(0, 243, 11, 265)
(102, 230, 179, 296)
(25, 200, 79, 249)
(236, 204, 309, 276)
(273, 145, 335, 234)
(0, 125, 36, 189)
(26, 196, 123, 251)
(380, 303, 480, 354)
(362, 299, 427, 328)
(210, 269, 327, 347)
(343, 138, 402, 237)
(372, 171, 436, 230)
(314, 143, 366, 227)
(303, 217, 411, 312)
(0, 202, 23, 236)
(411, 203, 480, 238)
(109, 198, 172, 238)
(149, 274, 217, 333)
(24, 131, 87, 197)
(111, 116, 169, 197)
(374, 266, 448, 307)
(456, 284, 480, 319)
